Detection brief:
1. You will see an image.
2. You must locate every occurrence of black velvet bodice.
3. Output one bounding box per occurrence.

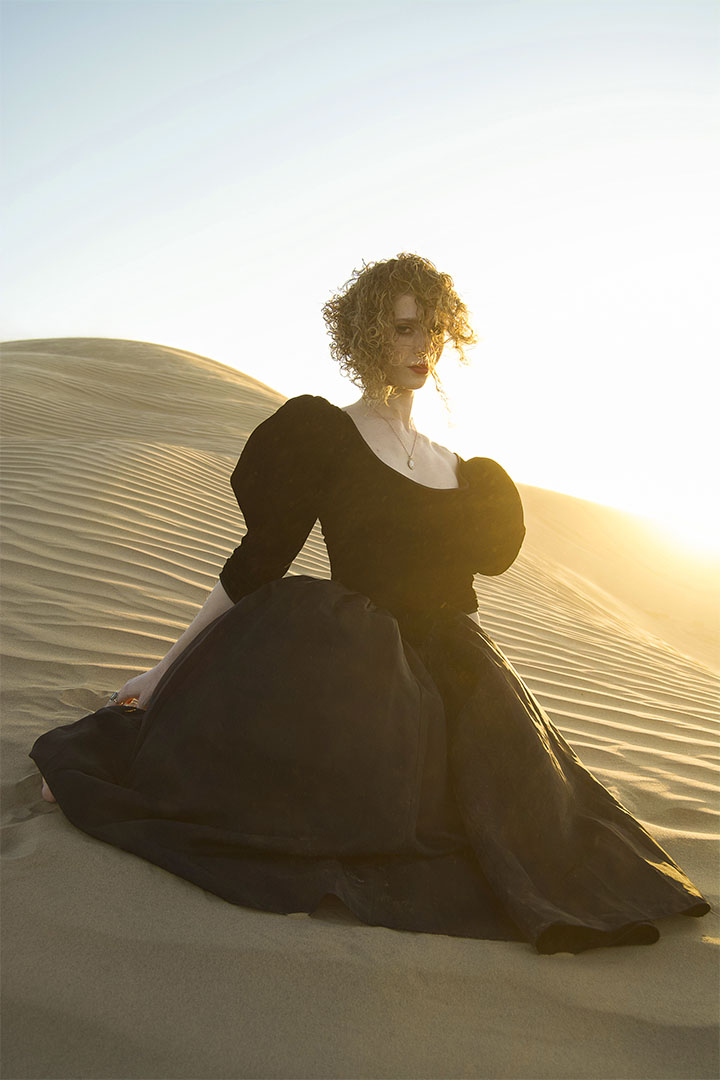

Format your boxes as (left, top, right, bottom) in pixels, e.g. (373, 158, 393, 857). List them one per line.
(219, 396, 526, 620)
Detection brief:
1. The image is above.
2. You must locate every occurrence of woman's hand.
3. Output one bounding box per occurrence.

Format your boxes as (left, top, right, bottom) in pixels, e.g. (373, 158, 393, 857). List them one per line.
(112, 665, 167, 710)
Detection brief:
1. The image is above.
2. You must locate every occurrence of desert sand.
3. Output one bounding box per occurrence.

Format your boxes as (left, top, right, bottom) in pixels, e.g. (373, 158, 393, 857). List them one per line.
(1, 338, 718, 1080)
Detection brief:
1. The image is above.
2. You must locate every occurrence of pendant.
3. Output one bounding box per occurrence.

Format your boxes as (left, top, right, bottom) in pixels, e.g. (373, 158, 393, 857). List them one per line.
(408, 458, 415, 469)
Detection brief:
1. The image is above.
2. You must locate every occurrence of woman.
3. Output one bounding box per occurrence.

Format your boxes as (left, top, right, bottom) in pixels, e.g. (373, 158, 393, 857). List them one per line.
(31, 253, 709, 954)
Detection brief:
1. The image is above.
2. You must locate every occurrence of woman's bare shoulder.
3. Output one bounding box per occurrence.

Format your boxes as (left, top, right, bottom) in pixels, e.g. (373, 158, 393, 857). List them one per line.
(424, 435, 460, 465)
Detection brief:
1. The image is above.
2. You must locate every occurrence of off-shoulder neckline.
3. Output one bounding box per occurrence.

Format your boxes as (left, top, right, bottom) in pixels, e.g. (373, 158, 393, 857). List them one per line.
(318, 397, 470, 493)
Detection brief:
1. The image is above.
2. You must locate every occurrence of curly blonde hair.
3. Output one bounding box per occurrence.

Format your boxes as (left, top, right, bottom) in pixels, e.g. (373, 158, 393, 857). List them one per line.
(321, 252, 477, 404)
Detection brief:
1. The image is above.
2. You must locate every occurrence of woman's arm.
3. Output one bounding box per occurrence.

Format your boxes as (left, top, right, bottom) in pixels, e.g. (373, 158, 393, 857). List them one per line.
(116, 397, 328, 708)
(155, 581, 234, 673)
(218, 396, 328, 605)
(114, 581, 234, 707)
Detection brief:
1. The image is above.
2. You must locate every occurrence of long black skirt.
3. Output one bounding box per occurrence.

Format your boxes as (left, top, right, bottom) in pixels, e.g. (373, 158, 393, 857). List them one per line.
(29, 576, 710, 953)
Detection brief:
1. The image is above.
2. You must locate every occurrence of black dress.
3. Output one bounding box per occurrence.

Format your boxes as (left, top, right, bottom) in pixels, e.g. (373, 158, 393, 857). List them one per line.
(29, 395, 710, 953)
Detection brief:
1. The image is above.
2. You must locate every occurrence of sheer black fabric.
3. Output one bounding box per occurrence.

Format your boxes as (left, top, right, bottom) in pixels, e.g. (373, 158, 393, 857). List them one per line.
(29, 396, 710, 953)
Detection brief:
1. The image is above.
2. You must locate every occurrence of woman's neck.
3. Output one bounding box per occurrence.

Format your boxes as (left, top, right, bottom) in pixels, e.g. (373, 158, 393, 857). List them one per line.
(361, 389, 414, 431)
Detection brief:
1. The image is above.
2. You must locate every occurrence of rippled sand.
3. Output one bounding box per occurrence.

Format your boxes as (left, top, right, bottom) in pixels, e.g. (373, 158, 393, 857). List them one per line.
(2, 338, 718, 1080)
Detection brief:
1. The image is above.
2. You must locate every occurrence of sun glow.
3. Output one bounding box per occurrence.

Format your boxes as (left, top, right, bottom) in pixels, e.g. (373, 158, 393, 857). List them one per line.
(3, 0, 716, 569)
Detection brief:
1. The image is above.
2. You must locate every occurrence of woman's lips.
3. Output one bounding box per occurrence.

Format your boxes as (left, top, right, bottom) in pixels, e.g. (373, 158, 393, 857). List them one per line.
(410, 364, 428, 374)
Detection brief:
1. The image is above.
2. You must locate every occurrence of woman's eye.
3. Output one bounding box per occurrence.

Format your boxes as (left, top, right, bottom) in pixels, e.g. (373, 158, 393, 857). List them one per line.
(395, 325, 412, 335)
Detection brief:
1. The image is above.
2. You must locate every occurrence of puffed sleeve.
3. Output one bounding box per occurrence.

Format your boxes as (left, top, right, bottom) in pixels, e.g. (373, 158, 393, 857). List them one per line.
(462, 457, 526, 576)
(218, 395, 332, 604)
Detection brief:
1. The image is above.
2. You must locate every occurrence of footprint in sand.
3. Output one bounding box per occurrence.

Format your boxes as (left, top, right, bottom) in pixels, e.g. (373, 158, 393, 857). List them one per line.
(1, 820, 40, 860)
(0, 774, 56, 841)
(59, 687, 110, 710)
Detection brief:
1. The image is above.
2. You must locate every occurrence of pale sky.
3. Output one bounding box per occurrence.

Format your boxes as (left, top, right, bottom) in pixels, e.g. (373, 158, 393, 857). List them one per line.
(2, 0, 718, 553)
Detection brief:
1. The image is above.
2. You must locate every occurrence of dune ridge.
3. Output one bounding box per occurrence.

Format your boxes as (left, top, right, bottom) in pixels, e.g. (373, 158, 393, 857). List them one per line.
(1, 338, 718, 1080)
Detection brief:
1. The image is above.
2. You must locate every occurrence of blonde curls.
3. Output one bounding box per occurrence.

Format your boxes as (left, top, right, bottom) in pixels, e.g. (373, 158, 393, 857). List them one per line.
(321, 252, 477, 405)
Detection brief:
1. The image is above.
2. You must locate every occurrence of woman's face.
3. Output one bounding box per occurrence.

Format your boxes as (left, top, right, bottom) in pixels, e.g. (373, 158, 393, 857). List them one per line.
(384, 293, 442, 391)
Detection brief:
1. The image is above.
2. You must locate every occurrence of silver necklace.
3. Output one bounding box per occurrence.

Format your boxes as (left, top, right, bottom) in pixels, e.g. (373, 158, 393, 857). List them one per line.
(369, 405, 419, 470)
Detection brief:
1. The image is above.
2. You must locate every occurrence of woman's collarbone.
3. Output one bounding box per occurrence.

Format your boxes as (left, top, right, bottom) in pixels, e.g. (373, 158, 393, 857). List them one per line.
(375, 430, 458, 487)
(341, 404, 459, 487)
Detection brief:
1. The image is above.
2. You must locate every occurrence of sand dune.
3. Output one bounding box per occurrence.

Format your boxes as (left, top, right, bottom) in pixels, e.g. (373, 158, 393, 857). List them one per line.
(2, 338, 718, 1080)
